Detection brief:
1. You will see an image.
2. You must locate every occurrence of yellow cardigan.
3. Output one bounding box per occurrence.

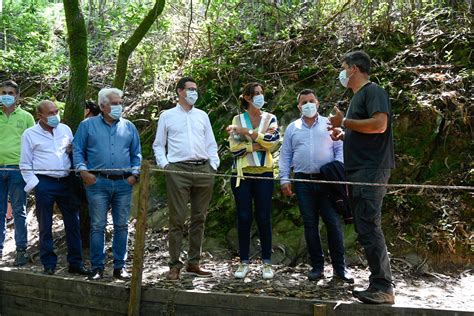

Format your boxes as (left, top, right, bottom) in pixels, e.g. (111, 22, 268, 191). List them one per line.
(228, 111, 280, 186)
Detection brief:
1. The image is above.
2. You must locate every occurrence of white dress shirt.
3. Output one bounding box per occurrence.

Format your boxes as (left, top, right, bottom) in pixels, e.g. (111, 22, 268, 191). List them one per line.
(20, 123, 73, 193)
(153, 104, 220, 170)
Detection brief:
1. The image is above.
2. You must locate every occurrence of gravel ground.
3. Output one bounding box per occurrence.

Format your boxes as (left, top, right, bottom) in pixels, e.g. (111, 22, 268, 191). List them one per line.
(1, 210, 472, 312)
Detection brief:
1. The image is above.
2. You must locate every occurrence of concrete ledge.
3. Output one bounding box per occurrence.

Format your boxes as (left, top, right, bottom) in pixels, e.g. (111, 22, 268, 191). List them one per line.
(0, 268, 471, 316)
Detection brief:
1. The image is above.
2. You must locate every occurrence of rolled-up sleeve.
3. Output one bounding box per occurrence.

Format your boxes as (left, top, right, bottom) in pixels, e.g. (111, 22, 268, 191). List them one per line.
(256, 115, 280, 150)
(72, 121, 88, 171)
(204, 115, 220, 171)
(152, 114, 169, 169)
(278, 124, 293, 185)
(129, 123, 142, 174)
(333, 139, 343, 163)
(19, 132, 39, 193)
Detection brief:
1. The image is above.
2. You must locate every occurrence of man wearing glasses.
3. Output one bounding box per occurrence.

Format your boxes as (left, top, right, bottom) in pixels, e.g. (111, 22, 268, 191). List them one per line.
(153, 77, 219, 281)
(73, 88, 142, 281)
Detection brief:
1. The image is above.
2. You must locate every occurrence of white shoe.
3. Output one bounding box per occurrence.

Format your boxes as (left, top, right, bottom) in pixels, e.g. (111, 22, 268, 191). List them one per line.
(262, 264, 274, 279)
(234, 263, 249, 279)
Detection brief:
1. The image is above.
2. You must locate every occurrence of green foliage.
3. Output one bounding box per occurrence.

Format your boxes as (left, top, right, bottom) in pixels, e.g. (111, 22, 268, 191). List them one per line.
(0, 3, 67, 74)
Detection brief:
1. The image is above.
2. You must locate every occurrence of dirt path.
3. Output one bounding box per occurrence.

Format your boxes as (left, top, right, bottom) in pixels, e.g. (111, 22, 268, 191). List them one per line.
(1, 210, 472, 312)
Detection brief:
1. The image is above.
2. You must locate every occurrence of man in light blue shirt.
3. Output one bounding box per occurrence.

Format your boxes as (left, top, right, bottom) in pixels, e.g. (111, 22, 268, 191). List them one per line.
(279, 89, 352, 283)
(73, 87, 141, 281)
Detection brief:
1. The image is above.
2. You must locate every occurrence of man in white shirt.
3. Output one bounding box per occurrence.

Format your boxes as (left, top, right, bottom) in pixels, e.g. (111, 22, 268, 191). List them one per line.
(153, 77, 219, 281)
(20, 100, 88, 276)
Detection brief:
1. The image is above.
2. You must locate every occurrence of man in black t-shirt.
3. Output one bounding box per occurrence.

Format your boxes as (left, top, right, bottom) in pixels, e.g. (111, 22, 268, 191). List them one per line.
(328, 50, 395, 304)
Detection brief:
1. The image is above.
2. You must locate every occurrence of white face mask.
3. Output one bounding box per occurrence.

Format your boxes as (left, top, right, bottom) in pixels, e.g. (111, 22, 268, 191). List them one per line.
(339, 69, 352, 88)
(185, 90, 198, 105)
(301, 102, 318, 118)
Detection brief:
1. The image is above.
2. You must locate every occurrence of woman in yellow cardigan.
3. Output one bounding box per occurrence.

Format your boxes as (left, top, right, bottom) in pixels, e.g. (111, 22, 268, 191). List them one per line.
(226, 82, 280, 280)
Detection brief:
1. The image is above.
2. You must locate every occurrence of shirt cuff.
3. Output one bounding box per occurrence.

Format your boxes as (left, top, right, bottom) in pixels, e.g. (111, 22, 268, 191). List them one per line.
(24, 177, 39, 193)
(280, 178, 291, 185)
(131, 166, 140, 175)
(245, 143, 253, 153)
(76, 164, 88, 171)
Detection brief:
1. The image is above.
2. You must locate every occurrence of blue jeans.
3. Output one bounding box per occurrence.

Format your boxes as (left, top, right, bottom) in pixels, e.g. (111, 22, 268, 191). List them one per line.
(86, 177, 132, 270)
(231, 172, 273, 263)
(35, 175, 83, 269)
(0, 166, 28, 253)
(294, 179, 346, 273)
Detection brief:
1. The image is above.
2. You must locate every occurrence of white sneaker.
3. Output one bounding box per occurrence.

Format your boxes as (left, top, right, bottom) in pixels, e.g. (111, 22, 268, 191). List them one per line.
(262, 264, 274, 279)
(234, 263, 249, 279)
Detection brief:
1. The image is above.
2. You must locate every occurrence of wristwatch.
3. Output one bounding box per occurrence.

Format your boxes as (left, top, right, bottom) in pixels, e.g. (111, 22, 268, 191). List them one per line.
(341, 118, 347, 128)
(248, 129, 254, 136)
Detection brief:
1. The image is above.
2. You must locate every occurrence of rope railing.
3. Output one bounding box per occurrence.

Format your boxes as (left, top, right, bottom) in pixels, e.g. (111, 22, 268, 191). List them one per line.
(1, 166, 472, 191)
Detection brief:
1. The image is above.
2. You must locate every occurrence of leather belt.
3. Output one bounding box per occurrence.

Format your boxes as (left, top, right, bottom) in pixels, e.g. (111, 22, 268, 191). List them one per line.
(92, 172, 132, 180)
(178, 159, 209, 166)
(295, 173, 323, 180)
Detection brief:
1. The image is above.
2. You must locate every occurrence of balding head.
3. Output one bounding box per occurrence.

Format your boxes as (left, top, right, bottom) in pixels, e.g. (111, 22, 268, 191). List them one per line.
(36, 100, 56, 115)
(36, 100, 59, 128)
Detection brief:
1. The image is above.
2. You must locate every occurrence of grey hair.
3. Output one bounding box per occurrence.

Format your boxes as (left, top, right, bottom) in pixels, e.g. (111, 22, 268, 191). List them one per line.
(98, 88, 123, 107)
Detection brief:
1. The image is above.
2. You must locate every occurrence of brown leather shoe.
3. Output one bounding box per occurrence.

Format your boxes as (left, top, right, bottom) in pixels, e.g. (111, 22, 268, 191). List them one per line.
(185, 264, 212, 277)
(166, 267, 180, 281)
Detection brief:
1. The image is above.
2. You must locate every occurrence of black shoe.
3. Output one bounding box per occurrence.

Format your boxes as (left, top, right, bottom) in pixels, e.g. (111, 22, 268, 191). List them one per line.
(68, 265, 91, 276)
(113, 267, 130, 280)
(88, 268, 104, 281)
(334, 269, 355, 284)
(353, 287, 395, 304)
(308, 268, 324, 281)
(43, 267, 55, 275)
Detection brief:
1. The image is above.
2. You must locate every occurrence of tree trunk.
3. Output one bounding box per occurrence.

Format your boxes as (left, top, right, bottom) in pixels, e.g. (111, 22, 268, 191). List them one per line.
(112, 0, 166, 90)
(63, 0, 89, 248)
(63, 0, 88, 133)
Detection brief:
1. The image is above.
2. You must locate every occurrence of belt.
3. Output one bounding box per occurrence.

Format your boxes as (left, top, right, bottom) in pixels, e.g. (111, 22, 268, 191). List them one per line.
(295, 173, 323, 180)
(37, 174, 69, 181)
(92, 172, 132, 180)
(178, 159, 209, 166)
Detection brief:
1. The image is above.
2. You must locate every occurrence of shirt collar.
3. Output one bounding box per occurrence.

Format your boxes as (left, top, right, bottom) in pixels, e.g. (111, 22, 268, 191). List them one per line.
(300, 115, 319, 128)
(99, 113, 120, 125)
(1, 106, 19, 116)
(177, 103, 194, 113)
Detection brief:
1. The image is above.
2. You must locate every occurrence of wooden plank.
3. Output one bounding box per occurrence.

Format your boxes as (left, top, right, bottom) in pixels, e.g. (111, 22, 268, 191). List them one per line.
(0, 280, 128, 313)
(142, 288, 314, 314)
(0, 294, 124, 316)
(0, 268, 128, 300)
(140, 301, 305, 316)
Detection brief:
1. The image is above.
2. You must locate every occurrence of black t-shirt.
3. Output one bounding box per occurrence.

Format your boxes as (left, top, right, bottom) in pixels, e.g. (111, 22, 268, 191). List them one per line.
(344, 82, 395, 171)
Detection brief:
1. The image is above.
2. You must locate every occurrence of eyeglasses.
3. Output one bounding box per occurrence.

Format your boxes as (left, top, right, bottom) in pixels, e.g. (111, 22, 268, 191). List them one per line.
(185, 88, 197, 92)
(109, 102, 122, 106)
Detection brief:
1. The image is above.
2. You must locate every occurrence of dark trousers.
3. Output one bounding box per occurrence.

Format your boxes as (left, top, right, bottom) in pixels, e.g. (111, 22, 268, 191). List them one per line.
(231, 172, 273, 263)
(346, 168, 393, 292)
(293, 179, 346, 273)
(35, 175, 83, 269)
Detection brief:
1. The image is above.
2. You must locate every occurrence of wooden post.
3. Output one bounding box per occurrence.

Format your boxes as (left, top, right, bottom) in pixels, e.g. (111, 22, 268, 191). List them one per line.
(128, 160, 151, 316)
(314, 304, 328, 316)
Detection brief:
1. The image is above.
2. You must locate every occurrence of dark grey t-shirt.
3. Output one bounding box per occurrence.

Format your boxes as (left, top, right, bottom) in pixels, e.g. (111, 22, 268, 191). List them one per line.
(344, 82, 395, 171)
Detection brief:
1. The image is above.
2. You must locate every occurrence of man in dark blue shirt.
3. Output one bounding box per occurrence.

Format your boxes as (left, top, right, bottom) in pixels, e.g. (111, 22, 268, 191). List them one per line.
(73, 87, 141, 281)
(329, 51, 395, 304)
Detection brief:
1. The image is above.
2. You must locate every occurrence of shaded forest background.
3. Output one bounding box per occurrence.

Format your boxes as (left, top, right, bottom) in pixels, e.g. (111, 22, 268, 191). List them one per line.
(0, 0, 472, 268)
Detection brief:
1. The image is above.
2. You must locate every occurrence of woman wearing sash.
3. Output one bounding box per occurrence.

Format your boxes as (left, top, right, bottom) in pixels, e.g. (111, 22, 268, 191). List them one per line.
(226, 82, 280, 279)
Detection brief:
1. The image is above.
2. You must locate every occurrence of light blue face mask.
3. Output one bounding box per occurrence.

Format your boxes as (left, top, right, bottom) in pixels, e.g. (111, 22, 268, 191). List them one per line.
(109, 105, 123, 120)
(252, 94, 265, 109)
(301, 102, 318, 118)
(47, 114, 60, 128)
(0, 95, 16, 107)
(185, 90, 198, 105)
